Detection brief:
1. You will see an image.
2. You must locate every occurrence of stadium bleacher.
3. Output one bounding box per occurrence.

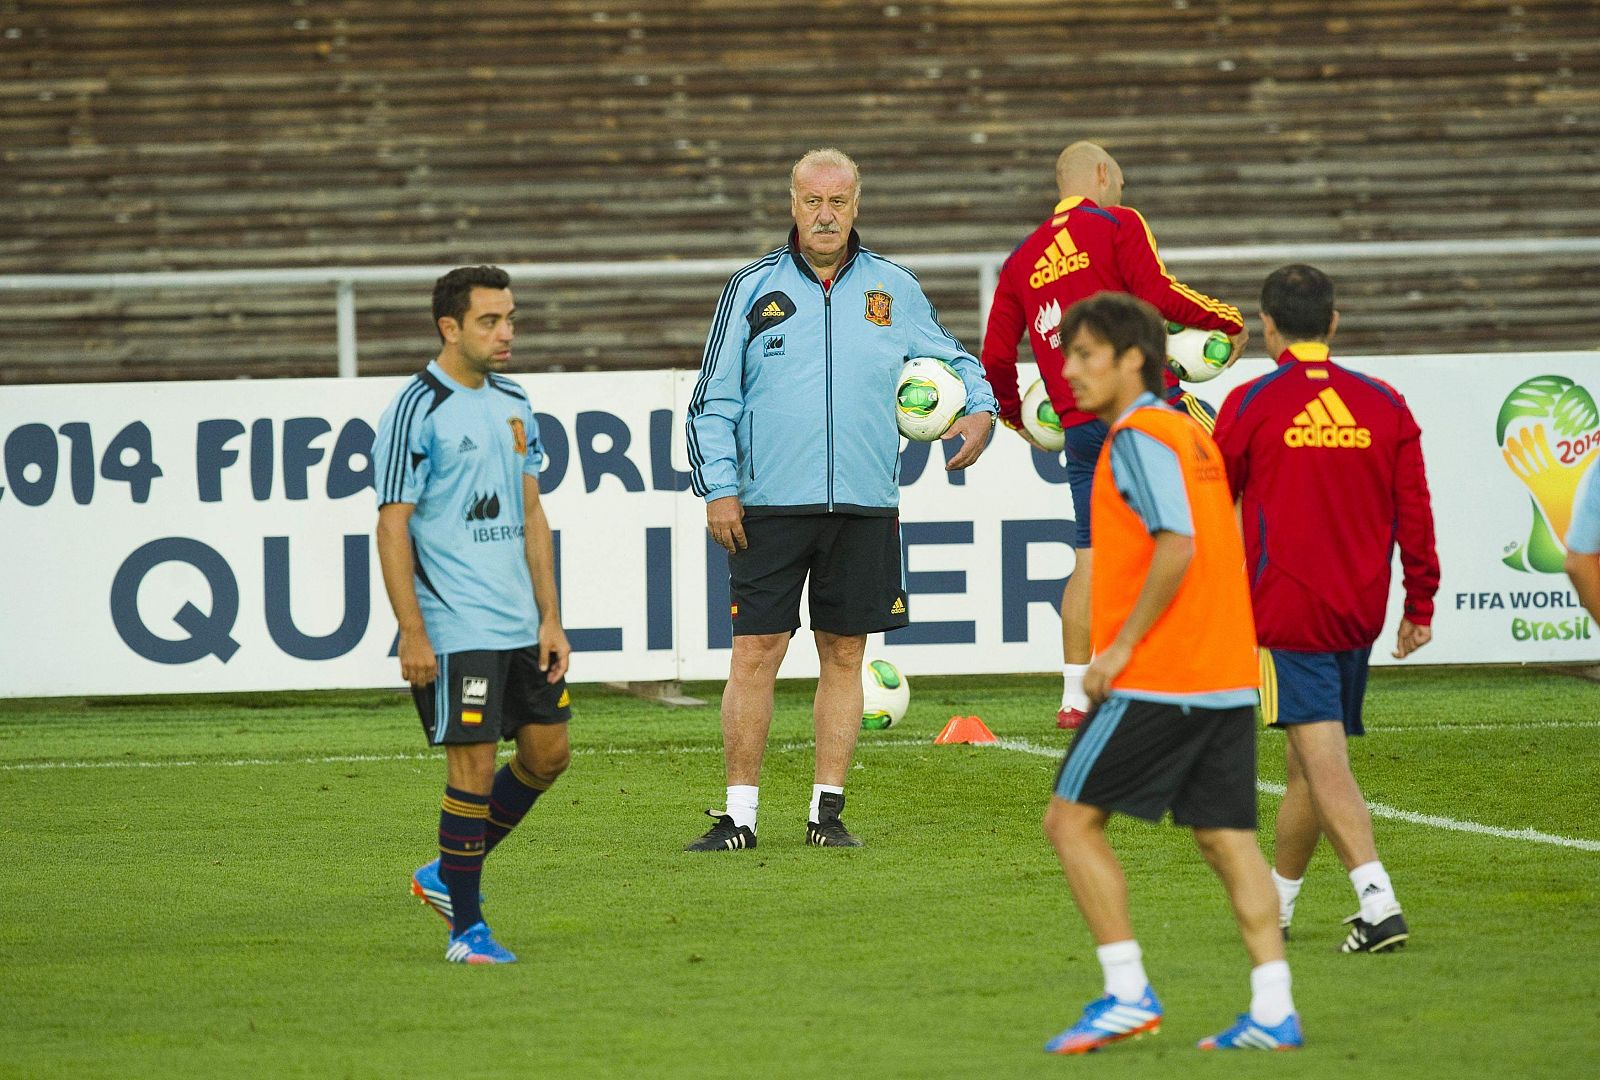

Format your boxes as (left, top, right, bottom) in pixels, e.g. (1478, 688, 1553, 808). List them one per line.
(2, 0, 1597, 382)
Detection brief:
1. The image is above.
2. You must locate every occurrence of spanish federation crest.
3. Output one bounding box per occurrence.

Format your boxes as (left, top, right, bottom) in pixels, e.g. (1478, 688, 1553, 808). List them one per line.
(864, 289, 893, 327)
(507, 416, 527, 455)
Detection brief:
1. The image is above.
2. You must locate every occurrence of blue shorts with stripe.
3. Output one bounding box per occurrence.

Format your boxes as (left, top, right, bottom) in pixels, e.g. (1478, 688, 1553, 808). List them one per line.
(1258, 647, 1370, 736)
(1052, 696, 1257, 829)
(1060, 392, 1216, 549)
(412, 646, 572, 746)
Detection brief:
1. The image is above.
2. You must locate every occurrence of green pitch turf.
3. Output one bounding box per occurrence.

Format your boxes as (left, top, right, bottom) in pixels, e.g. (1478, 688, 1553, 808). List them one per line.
(1, 667, 1597, 1079)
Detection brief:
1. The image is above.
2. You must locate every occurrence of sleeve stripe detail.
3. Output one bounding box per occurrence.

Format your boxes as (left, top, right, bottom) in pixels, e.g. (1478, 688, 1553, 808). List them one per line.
(1344, 368, 1403, 408)
(488, 374, 528, 401)
(687, 248, 783, 418)
(381, 379, 430, 504)
(862, 250, 967, 350)
(686, 249, 783, 490)
(1181, 393, 1217, 434)
(1235, 363, 1296, 417)
(1129, 209, 1244, 328)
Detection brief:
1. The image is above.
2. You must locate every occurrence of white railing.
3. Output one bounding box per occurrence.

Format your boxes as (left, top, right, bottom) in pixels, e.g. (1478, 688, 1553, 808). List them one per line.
(3, 237, 1598, 377)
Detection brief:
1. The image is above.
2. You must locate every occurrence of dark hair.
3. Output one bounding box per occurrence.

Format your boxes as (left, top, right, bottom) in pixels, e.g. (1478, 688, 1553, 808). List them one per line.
(1059, 292, 1167, 394)
(432, 265, 511, 341)
(1260, 264, 1334, 340)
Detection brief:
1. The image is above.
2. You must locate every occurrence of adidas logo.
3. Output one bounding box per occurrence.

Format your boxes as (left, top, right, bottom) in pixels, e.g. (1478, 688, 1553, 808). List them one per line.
(1361, 883, 1385, 897)
(761, 301, 785, 318)
(1284, 387, 1372, 448)
(1029, 227, 1090, 288)
(458, 435, 478, 453)
(890, 596, 906, 615)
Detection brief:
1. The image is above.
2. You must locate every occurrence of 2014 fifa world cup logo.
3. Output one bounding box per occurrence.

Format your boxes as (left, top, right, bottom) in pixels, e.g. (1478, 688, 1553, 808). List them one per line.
(1498, 375, 1600, 572)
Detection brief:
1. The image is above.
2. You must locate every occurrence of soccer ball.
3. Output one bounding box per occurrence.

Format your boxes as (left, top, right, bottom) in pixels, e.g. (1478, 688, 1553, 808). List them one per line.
(1020, 378, 1065, 451)
(895, 357, 968, 440)
(861, 658, 909, 730)
(1165, 323, 1235, 383)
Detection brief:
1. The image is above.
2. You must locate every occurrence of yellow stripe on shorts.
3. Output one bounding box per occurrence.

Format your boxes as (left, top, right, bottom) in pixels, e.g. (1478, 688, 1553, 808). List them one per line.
(1258, 647, 1279, 726)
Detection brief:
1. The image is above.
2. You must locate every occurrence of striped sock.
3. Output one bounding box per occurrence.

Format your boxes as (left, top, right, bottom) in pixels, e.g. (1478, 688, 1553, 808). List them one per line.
(483, 758, 553, 854)
(439, 786, 489, 933)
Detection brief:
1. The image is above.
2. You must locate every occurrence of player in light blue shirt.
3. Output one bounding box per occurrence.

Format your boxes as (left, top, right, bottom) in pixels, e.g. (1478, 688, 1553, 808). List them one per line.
(1565, 461, 1600, 622)
(373, 266, 572, 965)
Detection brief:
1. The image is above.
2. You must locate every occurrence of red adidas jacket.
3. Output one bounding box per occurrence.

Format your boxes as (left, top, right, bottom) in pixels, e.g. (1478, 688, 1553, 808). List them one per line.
(1212, 344, 1440, 652)
(981, 197, 1245, 431)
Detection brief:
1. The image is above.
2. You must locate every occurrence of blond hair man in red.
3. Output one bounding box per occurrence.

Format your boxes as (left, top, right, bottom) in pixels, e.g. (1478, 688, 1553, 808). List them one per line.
(981, 142, 1247, 730)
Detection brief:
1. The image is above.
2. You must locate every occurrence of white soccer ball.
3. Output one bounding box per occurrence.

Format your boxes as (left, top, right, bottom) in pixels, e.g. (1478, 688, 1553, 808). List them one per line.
(1020, 378, 1065, 451)
(1166, 323, 1236, 383)
(861, 658, 909, 730)
(895, 357, 968, 441)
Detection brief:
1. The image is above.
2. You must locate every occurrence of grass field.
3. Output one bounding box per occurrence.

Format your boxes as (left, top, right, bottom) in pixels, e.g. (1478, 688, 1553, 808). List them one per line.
(1, 667, 1597, 1079)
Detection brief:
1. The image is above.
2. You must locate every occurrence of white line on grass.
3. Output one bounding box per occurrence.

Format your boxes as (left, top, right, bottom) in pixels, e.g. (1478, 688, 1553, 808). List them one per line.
(998, 737, 1600, 853)
(1253, 779, 1600, 852)
(0, 737, 926, 774)
(6, 733, 1597, 853)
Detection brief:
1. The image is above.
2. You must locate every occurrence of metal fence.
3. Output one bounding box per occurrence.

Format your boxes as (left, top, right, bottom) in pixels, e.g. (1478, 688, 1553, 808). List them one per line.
(3, 237, 1598, 377)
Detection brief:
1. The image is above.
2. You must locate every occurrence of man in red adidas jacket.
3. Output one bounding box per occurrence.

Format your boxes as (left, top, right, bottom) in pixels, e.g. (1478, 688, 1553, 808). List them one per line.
(1212, 264, 1440, 955)
(981, 141, 1247, 729)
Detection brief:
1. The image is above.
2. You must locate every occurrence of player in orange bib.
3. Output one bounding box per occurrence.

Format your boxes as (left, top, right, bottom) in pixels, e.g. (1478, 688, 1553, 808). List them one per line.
(1041, 293, 1301, 1054)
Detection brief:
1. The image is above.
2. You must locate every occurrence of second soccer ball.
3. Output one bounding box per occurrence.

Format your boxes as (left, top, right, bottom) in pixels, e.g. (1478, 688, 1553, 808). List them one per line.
(1020, 378, 1065, 451)
(1166, 323, 1235, 383)
(861, 658, 910, 729)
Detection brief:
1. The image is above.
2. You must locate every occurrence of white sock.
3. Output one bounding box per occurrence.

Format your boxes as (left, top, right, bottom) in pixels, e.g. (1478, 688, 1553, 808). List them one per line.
(1095, 939, 1148, 1003)
(726, 785, 758, 831)
(1271, 869, 1304, 929)
(1249, 960, 1294, 1027)
(1350, 860, 1400, 923)
(809, 783, 843, 822)
(1061, 663, 1090, 712)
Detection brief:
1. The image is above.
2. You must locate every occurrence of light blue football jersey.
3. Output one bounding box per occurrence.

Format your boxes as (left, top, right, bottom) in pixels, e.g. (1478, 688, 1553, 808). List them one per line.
(373, 361, 545, 655)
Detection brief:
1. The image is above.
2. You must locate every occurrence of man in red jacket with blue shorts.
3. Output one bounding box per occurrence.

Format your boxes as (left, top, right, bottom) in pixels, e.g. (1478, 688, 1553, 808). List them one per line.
(982, 142, 1247, 729)
(1213, 264, 1440, 954)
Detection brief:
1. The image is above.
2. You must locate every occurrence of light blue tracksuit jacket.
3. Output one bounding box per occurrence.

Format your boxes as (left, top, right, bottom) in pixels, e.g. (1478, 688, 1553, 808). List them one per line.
(686, 230, 997, 515)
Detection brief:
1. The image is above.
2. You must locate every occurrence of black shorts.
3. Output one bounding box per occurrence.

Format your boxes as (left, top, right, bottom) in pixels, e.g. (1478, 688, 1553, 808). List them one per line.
(412, 646, 572, 746)
(728, 513, 910, 636)
(1052, 697, 1257, 829)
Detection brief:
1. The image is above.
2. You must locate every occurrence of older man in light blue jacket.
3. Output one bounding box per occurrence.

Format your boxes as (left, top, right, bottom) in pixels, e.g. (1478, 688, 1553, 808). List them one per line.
(685, 147, 996, 853)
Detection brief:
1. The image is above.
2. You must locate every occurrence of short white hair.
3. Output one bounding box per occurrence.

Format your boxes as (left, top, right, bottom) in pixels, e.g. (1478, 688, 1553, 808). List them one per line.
(790, 147, 861, 199)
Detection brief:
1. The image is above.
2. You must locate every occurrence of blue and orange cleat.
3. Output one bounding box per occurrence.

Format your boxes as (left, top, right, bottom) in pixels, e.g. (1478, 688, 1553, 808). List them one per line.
(445, 921, 517, 965)
(410, 858, 454, 927)
(1045, 988, 1163, 1054)
(1197, 1012, 1303, 1050)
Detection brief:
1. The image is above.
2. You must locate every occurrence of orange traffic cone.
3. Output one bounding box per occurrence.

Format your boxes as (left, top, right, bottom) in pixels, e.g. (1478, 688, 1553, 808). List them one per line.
(933, 715, 998, 745)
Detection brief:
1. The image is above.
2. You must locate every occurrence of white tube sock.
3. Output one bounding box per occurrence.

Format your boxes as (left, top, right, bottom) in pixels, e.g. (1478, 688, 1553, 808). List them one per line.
(1351, 860, 1399, 923)
(1095, 939, 1148, 1003)
(1061, 663, 1090, 712)
(1271, 868, 1304, 930)
(1249, 960, 1294, 1027)
(726, 785, 758, 831)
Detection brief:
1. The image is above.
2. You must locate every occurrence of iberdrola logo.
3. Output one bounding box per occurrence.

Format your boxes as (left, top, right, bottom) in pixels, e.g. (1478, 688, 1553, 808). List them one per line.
(1498, 374, 1600, 572)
